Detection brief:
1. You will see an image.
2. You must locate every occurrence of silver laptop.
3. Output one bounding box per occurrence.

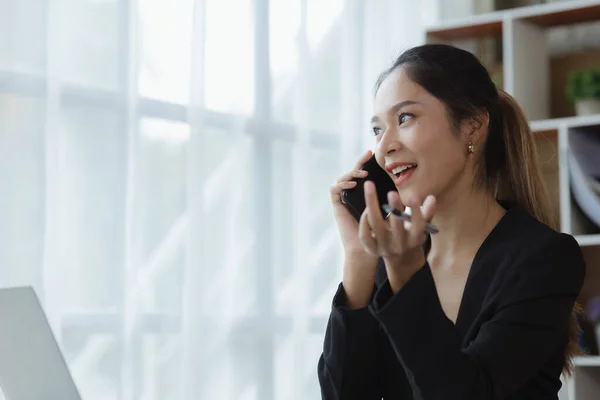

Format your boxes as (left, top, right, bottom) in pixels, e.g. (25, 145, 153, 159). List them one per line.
(0, 287, 81, 400)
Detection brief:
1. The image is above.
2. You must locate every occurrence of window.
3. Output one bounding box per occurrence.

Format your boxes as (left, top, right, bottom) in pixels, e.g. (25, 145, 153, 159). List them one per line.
(0, 0, 356, 398)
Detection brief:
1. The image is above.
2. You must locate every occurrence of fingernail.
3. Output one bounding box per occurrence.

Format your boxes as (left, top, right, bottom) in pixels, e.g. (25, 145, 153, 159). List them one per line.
(365, 181, 374, 193)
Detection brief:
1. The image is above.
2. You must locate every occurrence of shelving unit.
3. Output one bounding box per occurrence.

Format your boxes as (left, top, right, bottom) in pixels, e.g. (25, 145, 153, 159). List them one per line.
(571, 356, 600, 400)
(426, 2, 600, 400)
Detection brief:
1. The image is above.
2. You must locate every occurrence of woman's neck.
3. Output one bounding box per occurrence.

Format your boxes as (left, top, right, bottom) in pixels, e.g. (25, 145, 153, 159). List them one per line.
(427, 187, 506, 269)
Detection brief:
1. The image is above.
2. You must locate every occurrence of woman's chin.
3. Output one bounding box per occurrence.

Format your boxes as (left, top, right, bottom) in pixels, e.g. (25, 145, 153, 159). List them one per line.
(398, 189, 423, 206)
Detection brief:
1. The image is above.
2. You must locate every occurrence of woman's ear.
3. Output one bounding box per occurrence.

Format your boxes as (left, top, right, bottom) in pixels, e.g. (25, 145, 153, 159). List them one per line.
(460, 111, 489, 147)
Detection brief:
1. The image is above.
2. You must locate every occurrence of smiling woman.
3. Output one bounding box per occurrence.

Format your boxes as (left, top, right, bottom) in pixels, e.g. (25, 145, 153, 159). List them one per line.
(320, 43, 586, 400)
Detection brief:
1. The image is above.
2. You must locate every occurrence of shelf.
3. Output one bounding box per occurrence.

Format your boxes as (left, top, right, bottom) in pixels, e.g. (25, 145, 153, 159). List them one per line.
(575, 356, 600, 367)
(426, 0, 600, 40)
(519, 2, 600, 28)
(427, 17, 503, 41)
(576, 235, 600, 247)
(530, 114, 600, 133)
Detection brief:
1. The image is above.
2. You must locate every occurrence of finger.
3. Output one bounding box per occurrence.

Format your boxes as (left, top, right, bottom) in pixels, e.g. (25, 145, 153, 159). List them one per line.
(364, 181, 385, 239)
(387, 190, 407, 242)
(353, 149, 373, 170)
(358, 208, 378, 255)
(401, 206, 414, 230)
(421, 195, 437, 221)
(329, 181, 358, 203)
(407, 197, 426, 244)
(335, 169, 368, 184)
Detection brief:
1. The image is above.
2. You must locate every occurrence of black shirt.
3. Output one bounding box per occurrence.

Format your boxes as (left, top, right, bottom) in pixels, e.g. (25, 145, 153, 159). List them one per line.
(318, 204, 586, 399)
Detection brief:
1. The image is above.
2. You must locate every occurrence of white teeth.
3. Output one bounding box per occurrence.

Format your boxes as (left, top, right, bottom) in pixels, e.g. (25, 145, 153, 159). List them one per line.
(392, 164, 416, 175)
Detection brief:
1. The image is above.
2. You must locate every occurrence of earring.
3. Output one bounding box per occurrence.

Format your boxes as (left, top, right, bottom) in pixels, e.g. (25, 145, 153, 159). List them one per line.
(467, 142, 475, 155)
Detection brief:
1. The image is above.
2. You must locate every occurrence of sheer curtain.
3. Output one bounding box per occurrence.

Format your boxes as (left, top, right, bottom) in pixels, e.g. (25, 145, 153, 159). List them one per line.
(0, 0, 435, 399)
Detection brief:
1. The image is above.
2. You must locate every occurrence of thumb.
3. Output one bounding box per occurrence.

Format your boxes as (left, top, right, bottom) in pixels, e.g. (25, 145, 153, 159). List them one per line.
(421, 195, 436, 221)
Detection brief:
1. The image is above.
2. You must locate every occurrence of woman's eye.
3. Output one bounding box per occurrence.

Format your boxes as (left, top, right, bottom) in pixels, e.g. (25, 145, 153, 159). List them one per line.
(372, 126, 384, 136)
(399, 113, 413, 125)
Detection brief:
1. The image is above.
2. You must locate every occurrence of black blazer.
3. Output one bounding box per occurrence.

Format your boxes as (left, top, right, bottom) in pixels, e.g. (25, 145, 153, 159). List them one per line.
(318, 204, 586, 400)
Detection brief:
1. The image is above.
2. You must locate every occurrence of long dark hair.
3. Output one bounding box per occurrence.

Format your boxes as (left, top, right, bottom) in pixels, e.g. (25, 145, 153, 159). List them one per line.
(375, 43, 581, 374)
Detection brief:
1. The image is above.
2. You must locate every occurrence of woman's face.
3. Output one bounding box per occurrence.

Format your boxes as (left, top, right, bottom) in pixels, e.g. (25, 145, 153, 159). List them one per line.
(371, 67, 473, 206)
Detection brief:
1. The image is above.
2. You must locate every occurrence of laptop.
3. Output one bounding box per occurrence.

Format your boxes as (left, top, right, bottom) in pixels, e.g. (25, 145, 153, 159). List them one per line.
(0, 287, 81, 400)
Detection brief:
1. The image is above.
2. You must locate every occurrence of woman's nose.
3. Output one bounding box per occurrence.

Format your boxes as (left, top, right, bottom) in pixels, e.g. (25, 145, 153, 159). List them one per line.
(379, 130, 402, 156)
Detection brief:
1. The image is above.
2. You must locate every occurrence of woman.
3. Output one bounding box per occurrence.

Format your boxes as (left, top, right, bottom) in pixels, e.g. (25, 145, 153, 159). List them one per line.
(319, 43, 586, 399)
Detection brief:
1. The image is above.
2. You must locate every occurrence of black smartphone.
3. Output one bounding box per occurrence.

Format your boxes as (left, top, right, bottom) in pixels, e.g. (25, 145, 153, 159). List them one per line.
(342, 154, 398, 221)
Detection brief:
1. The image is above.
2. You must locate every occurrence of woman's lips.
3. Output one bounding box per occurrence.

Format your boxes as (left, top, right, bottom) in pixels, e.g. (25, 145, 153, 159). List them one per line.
(393, 166, 416, 186)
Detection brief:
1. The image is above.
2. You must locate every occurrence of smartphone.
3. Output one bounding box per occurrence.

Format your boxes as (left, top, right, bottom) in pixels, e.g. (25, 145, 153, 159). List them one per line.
(342, 154, 398, 221)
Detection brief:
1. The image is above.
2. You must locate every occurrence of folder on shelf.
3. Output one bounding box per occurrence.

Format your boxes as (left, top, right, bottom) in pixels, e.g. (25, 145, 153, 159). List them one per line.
(569, 129, 600, 229)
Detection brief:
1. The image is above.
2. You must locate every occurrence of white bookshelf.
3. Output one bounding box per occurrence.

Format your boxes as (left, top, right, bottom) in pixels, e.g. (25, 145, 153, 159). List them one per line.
(530, 114, 600, 132)
(576, 234, 600, 247)
(426, 2, 600, 400)
(575, 356, 600, 367)
(569, 357, 600, 400)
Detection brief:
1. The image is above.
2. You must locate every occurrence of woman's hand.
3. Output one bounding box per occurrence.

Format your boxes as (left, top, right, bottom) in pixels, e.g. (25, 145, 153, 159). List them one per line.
(330, 150, 382, 308)
(358, 180, 436, 292)
(330, 150, 379, 260)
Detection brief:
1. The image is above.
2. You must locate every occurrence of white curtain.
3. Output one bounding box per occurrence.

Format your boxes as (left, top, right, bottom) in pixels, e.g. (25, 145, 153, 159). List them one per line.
(0, 0, 434, 398)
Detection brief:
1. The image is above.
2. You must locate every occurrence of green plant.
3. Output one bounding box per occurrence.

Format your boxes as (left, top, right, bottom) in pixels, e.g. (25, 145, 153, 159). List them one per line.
(566, 68, 600, 103)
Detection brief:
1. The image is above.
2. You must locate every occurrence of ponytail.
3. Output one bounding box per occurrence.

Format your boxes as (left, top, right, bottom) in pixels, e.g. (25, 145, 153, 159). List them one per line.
(490, 89, 582, 375)
(492, 90, 557, 228)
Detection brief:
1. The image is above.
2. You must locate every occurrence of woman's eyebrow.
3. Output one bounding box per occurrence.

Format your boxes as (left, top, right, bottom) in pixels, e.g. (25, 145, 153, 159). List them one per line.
(370, 100, 420, 123)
